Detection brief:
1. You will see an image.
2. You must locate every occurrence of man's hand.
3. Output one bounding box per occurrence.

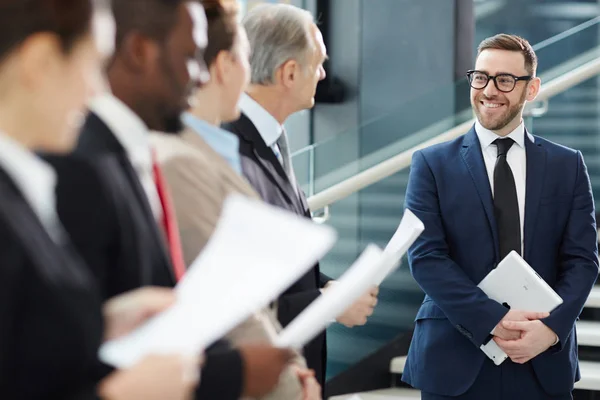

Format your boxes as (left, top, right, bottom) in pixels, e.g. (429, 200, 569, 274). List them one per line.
(494, 320, 557, 364)
(98, 354, 201, 400)
(103, 287, 176, 341)
(332, 283, 379, 328)
(492, 310, 549, 341)
(239, 345, 295, 398)
(292, 366, 322, 400)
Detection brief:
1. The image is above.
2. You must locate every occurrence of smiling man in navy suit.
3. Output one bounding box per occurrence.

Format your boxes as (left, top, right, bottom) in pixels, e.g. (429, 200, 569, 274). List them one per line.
(402, 34, 599, 399)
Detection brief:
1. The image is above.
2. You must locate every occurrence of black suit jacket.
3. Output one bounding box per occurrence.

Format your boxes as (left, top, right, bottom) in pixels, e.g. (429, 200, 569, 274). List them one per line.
(45, 112, 243, 400)
(0, 167, 103, 400)
(224, 113, 331, 385)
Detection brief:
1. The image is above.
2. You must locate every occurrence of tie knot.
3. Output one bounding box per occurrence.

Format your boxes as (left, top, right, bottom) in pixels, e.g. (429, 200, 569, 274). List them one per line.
(494, 138, 515, 157)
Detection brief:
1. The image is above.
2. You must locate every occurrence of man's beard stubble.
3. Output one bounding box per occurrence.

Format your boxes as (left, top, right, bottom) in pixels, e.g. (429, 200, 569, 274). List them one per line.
(162, 113, 185, 135)
(474, 89, 527, 131)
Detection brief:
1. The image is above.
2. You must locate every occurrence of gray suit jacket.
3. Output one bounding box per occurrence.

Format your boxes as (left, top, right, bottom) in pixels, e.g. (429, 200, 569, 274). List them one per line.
(150, 129, 305, 400)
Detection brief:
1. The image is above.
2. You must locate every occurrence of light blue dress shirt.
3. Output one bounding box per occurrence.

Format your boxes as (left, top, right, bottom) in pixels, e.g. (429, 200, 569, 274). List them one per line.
(182, 112, 242, 175)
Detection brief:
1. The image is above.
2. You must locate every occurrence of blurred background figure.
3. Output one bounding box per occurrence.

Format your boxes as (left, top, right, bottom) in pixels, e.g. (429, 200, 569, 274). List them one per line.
(0, 0, 199, 399)
(150, 0, 321, 398)
(45, 0, 296, 398)
(223, 3, 379, 389)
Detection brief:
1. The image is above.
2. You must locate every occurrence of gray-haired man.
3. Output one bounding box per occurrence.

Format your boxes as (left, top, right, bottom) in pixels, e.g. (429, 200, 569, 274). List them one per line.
(223, 3, 379, 387)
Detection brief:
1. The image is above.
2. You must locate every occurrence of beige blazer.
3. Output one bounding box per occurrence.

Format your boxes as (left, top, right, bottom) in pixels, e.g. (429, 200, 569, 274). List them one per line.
(150, 129, 305, 400)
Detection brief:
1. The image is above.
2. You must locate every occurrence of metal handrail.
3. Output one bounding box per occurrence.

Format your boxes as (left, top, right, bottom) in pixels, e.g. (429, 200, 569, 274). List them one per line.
(307, 56, 600, 211)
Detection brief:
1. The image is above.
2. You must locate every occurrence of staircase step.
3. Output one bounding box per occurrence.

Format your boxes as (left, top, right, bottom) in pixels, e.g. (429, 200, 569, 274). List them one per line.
(544, 103, 600, 117)
(562, 87, 600, 101)
(390, 356, 408, 375)
(386, 321, 600, 356)
(328, 388, 421, 399)
(585, 286, 600, 308)
(577, 321, 600, 347)
(390, 357, 600, 391)
(576, 361, 600, 391)
(527, 118, 600, 133)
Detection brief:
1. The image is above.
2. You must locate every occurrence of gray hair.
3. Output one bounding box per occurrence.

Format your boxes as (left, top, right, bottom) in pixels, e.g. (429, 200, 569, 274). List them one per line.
(242, 4, 315, 85)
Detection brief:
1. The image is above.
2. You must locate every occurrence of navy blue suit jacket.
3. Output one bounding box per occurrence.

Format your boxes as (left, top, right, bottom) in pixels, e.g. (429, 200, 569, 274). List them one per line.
(402, 126, 598, 396)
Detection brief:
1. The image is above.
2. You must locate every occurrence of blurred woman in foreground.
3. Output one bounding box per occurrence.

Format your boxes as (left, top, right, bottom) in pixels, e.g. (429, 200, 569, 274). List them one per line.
(0, 1, 199, 398)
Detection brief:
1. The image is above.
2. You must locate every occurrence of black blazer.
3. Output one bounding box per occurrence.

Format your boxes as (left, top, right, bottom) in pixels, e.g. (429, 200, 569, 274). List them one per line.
(45, 112, 243, 400)
(0, 166, 103, 400)
(224, 113, 331, 385)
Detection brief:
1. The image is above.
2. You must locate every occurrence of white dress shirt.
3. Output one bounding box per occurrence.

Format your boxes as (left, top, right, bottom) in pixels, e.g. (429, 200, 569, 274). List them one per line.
(477, 122, 559, 345)
(89, 93, 162, 221)
(475, 120, 531, 254)
(239, 93, 285, 163)
(0, 131, 61, 241)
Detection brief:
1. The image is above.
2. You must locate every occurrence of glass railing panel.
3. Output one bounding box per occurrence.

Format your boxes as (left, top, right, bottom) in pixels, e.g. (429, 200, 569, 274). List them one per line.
(293, 78, 472, 195)
(320, 169, 424, 380)
(475, 1, 600, 54)
(293, 17, 600, 197)
(533, 16, 600, 82)
(530, 77, 600, 209)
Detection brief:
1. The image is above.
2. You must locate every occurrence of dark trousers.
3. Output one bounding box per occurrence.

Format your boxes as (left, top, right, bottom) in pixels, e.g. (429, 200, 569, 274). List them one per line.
(421, 358, 572, 400)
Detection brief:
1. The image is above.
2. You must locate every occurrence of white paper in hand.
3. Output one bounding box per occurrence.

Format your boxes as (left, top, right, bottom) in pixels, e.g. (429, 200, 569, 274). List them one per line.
(374, 209, 424, 285)
(99, 195, 337, 368)
(384, 208, 424, 257)
(275, 244, 396, 349)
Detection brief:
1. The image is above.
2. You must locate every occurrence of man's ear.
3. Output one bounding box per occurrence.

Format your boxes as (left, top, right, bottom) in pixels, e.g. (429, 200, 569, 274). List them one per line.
(211, 50, 231, 86)
(17, 33, 63, 90)
(276, 59, 300, 89)
(526, 76, 541, 102)
(117, 32, 160, 74)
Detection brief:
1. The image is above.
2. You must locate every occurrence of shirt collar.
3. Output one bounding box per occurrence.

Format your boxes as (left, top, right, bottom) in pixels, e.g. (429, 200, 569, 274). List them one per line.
(475, 119, 529, 149)
(89, 93, 151, 165)
(0, 131, 57, 222)
(182, 113, 239, 152)
(182, 112, 242, 174)
(238, 92, 283, 147)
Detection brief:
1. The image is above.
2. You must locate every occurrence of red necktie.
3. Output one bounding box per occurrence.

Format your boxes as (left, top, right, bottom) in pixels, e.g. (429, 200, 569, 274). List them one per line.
(151, 151, 186, 282)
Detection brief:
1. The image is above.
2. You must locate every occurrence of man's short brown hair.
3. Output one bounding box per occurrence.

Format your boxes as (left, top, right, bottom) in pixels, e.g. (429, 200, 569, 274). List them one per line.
(477, 34, 537, 76)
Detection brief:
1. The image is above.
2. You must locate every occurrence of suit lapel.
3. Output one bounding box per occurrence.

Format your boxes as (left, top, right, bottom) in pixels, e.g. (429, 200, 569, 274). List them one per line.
(85, 114, 160, 229)
(0, 167, 91, 286)
(523, 133, 546, 260)
(460, 127, 499, 259)
(82, 113, 176, 284)
(232, 114, 305, 214)
(116, 153, 157, 226)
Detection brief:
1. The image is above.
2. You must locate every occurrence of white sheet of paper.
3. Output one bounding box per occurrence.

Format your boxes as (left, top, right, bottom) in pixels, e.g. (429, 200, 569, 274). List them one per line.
(374, 208, 425, 285)
(99, 195, 337, 368)
(275, 244, 397, 348)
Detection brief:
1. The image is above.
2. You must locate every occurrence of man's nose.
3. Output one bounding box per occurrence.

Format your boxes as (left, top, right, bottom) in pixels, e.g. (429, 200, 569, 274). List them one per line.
(483, 77, 499, 97)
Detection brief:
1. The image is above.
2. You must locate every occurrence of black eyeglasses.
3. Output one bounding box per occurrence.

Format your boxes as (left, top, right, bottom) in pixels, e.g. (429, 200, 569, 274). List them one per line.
(466, 70, 532, 93)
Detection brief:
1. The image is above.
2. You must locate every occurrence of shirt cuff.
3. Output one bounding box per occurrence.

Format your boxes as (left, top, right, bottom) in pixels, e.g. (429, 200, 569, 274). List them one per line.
(552, 334, 559, 346)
